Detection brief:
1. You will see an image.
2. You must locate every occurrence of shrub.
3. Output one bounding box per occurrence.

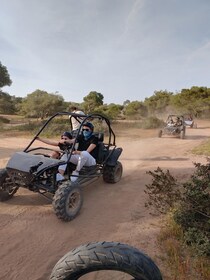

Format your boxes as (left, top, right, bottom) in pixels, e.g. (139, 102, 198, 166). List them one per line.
(145, 163, 210, 256)
(145, 167, 182, 213)
(183, 227, 210, 256)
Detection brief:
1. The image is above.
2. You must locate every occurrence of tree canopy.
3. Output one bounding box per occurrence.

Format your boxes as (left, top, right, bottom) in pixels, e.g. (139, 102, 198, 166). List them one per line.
(0, 61, 12, 88)
(0, 92, 16, 114)
(20, 90, 65, 118)
(1, 62, 210, 119)
(83, 91, 104, 113)
(144, 90, 173, 115)
(124, 101, 147, 119)
(171, 87, 210, 117)
(0, 62, 14, 113)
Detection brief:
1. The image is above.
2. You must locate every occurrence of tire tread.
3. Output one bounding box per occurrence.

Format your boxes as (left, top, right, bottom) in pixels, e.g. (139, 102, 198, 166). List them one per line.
(50, 241, 163, 280)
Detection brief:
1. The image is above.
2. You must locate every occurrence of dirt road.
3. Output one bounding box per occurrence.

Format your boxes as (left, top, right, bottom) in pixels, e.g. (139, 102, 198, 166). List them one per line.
(0, 121, 209, 280)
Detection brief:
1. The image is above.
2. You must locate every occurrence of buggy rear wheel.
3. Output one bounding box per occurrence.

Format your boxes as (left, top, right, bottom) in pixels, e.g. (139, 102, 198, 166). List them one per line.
(103, 161, 123, 184)
(52, 181, 83, 222)
(0, 168, 19, 201)
(50, 241, 163, 280)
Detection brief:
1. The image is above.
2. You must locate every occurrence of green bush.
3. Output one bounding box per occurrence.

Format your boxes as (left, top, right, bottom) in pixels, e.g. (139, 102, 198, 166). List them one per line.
(145, 163, 210, 256)
(145, 167, 182, 213)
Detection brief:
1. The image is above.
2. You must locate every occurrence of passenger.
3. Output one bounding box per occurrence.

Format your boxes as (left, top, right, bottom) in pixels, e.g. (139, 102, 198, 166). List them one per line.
(58, 122, 98, 182)
(69, 106, 85, 136)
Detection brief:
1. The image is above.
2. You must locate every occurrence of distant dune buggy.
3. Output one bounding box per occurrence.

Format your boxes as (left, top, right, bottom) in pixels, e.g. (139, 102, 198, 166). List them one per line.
(183, 113, 197, 128)
(158, 114, 186, 139)
(0, 112, 123, 222)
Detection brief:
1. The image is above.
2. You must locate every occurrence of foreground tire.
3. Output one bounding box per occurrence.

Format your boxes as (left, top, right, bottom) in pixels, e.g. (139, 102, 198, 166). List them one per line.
(52, 181, 83, 222)
(50, 241, 163, 280)
(0, 168, 19, 201)
(103, 161, 123, 183)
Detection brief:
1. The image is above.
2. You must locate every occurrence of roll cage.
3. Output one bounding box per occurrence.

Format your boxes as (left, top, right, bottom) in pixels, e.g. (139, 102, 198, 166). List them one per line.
(19, 112, 119, 185)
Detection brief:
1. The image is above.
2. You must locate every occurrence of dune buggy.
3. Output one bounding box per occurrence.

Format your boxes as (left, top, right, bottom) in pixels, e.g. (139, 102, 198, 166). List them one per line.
(183, 113, 197, 128)
(158, 114, 186, 139)
(0, 112, 123, 222)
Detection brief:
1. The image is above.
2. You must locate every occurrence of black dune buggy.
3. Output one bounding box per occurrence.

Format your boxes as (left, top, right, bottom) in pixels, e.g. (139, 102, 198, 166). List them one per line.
(158, 114, 186, 139)
(0, 112, 123, 222)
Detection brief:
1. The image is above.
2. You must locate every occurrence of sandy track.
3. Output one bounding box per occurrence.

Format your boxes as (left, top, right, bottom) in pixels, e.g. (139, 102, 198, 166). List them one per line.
(0, 121, 209, 280)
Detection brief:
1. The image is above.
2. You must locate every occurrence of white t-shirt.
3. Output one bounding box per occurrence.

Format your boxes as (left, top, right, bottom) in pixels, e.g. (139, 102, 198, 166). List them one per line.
(70, 110, 85, 130)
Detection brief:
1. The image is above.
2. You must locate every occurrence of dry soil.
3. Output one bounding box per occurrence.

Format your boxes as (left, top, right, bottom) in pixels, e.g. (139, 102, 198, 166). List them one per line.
(0, 120, 209, 280)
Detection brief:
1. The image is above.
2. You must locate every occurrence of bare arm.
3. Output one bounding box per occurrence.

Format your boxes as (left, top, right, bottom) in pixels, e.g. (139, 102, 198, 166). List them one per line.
(36, 136, 59, 147)
(59, 138, 75, 145)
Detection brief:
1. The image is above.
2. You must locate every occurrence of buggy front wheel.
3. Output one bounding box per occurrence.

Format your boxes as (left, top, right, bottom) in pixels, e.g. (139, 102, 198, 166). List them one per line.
(0, 168, 19, 201)
(50, 241, 163, 280)
(52, 181, 83, 222)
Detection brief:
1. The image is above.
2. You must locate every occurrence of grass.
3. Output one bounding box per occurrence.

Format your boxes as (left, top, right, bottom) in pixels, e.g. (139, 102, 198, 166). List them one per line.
(158, 214, 210, 280)
(192, 140, 210, 156)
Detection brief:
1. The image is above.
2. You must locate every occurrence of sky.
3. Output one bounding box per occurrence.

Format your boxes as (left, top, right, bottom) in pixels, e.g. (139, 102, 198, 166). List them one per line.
(1, 0, 210, 105)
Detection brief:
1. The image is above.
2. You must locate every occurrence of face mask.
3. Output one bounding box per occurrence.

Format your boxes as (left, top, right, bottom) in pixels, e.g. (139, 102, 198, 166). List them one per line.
(83, 130, 92, 139)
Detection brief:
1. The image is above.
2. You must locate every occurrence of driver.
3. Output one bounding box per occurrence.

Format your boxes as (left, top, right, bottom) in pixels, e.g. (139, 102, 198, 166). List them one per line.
(36, 131, 73, 181)
(36, 131, 72, 159)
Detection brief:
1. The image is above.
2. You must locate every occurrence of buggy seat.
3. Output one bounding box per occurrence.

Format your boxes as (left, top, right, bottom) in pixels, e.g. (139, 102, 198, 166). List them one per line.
(93, 132, 108, 164)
